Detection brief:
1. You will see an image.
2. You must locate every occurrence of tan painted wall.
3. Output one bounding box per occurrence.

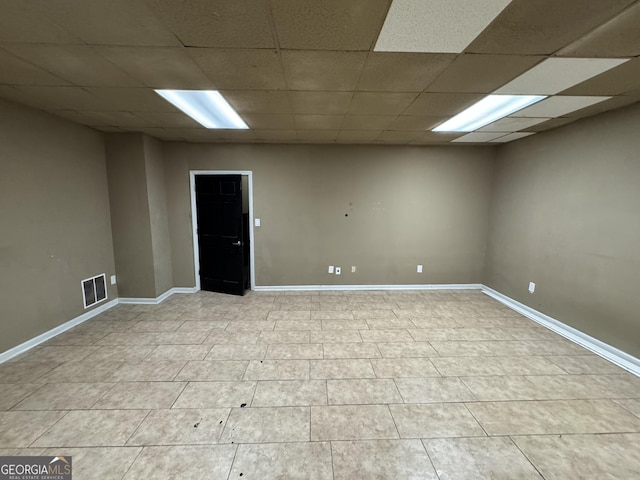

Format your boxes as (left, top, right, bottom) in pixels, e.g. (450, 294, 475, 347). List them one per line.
(162, 143, 495, 287)
(0, 99, 116, 353)
(486, 102, 640, 357)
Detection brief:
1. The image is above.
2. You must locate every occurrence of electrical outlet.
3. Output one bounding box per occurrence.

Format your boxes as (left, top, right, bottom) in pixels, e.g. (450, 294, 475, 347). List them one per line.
(417, 265, 423, 273)
(351, 266, 356, 273)
(335, 267, 341, 275)
(529, 282, 536, 293)
(328, 266, 334, 274)
(110, 275, 117, 285)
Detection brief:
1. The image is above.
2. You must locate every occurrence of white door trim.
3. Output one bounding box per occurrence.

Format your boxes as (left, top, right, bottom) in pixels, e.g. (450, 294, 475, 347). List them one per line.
(189, 170, 256, 291)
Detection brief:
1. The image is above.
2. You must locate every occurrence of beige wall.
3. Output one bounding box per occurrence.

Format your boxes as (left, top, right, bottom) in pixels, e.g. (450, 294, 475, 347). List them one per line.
(162, 143, 495, 287)
(485, 103, 640, 357)
(106, 133, 173, 298)
(0, 99, 116, 353)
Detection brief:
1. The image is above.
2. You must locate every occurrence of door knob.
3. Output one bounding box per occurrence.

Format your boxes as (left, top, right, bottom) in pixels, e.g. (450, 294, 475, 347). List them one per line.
(231, 241, 241, 246)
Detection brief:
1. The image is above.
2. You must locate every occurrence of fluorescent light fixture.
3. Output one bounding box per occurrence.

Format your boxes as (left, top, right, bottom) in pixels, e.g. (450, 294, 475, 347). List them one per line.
(154, 90, 248, 129)
(433, 95, 546, 132)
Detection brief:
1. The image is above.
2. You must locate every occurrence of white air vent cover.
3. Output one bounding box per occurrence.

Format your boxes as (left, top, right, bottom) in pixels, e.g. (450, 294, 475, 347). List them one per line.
(82, 273, 107, 308)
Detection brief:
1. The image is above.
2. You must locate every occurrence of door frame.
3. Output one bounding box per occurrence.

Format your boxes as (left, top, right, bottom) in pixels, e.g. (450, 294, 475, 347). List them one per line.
(189, 170, 256, 291)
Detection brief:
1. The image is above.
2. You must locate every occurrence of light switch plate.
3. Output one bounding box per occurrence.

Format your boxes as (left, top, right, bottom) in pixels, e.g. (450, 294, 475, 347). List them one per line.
(417, 265, 423, 273)
(255, 218, 261, 227)
(529, 282, 536, 293)
(110, 275, 117, 285)
(328, 266, 334, 274)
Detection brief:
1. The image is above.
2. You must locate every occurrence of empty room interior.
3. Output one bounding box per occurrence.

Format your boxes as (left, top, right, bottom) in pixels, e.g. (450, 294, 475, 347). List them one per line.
(1, 0, 640, 479)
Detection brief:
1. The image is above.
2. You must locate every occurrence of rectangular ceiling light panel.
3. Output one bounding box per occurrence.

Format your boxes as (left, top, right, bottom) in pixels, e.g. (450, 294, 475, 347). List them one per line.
(433, 95, 546, 132)
(374, 0, 512, 53)
(155, 90, 248, 129)
(478, 116, 550, 132)
(496, 57, 629, 95)
(511, 96, 611, 118)
(452, 131, 508, 142)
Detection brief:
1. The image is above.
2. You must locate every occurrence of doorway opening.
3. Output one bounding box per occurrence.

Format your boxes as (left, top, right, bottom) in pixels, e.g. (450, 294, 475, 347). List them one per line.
(190, 170, 256, 294)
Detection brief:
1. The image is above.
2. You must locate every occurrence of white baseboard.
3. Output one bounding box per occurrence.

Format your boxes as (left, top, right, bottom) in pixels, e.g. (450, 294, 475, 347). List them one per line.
(254, 283, 483, 292)
(0, 299, 119, 364)
(118, 287, 198, 305)
(482, 286, 640, 377)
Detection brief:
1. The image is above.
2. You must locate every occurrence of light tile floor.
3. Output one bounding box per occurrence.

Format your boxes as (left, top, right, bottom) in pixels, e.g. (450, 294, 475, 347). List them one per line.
(1, 289, 640, 479)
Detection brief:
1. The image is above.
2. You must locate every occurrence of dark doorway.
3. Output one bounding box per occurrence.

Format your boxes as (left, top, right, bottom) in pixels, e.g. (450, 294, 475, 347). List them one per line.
(195, 174, 249, 295)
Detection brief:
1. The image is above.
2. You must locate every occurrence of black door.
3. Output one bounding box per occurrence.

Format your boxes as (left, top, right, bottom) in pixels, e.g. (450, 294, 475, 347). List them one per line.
(195, 175, 247, 295)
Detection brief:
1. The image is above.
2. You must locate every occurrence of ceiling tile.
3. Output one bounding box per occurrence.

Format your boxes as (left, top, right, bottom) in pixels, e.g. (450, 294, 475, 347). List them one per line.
(403, 93, 483, 116)
(337, 130, 383, 143)
(288, 91, 352, 115)
(376, 130, 422, 143)
(478, 116, 550, 132)
(282, 51, 367, 91)
(96, 47, 212, 89)
(188, 49, 286, 90)
(221, 91, 291, 114)
(83, 88, 180, 112)
(342, 115, 395, 130)
(26, 0, 181, 46)
(466, 0, 636, 54)
(410, 132, 465, 144)
(253, 129, 298, 141)
(2, 44, 141, 87)
(522, 117, 577, 132)
(271, 0, 390, 50)
(490, 132, 535, 143)
(558, 3, 640, 58)
(388, 116, 446, 131)
(425, 54, 544, 93)
(452, 132, 507, 142)
(80, 111, 152, 128)
(12, 86, 109, 111)
(217, 129, 257, 141)
(144, 0, 274, 48)
(375, 0, 511, 53)
(294, 115, 344, 130)
(295, 130, 339, 142)
(560, 58, 640, 96)
(242, 114, 295, 130)
(49, 109, 107, 127)
(0, 2, 79, 43)
(561, 95, 640, 118)
(357, 53, 455, 92)
(0, 49, 68, 86)
(512, 96, 611, 118)
(133, 111, 201, 128)
(348, 92, 418, 115)
(496, 58, 629, 95)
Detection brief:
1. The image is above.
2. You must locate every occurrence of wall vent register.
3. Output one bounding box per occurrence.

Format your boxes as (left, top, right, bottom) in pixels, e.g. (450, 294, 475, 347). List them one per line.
(82, 273, 107, 308)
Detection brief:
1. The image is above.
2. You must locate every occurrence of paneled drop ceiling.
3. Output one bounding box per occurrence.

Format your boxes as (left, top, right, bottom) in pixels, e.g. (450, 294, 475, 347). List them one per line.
(0, 0, 639, 145)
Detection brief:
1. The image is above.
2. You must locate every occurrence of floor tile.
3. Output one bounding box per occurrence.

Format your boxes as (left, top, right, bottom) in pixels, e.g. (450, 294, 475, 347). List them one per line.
(94, 382, 185, 410)
(467, 399, 640, 435)
(614, 398, 640, 418)
(178, 320, 229, 332)
(0, 384, 42, 410)
(310, 359, 376, 379)
(230, 442, 332, 479)
(83, 345, 155, 362)
(225, 320, 276, 332)
(310, 330, 362, 343)
(327, 379, 403, 405)
(461, 376, 546, 401)
(310, 311, 354, 320)
(322, 343, 381, 359)
(424, 436, 543, 480)
(360, 329, 414, 343)
(396, 377, 477, 403)
(377, 342, 438, 358)
(332, 439, 437, 480)
(267, 311, 311, 320)
(172, 382, 257, 409)
(431, 356, 565, 376)
(252, 380, 327, 407)
(371, 358, 440, 378)
(130, 320, 184, 332)
(365, 318, 416, 329)
(512, 433, 640, 480)
(123, 445, 236, 479)
(96, 332, 159, 345)
(44, 331, 109, 346)
(321, 319, 368, 330)
(546, 354, 629, 374)
(220, 406, 310, 443)
(16, 346, 99, 363)
(258, 330, 310, 344)
(0, 411, 66, 447)
(175, 360, 248, 382)
(42, 360, 125, 383)
(127, 408, 230, 445)
(32, 410, 148, 447)
(110, 360, 185, 382)
(266, 344, 323, 360)
(42, 447, 141, 479)
(311, 405, 398, 441)
(152, 331, 209, 345)
(430, 341, 495, 356)
(0, 362, 57, 384)
(389, 403, 485, 438)
(145, 345, 211, 361)
(206, 344, 267, 360)
(13, 382, 114, 410)
(204, 332, 259, 344)
(244, 360, 309, 380)
(275, 319, 322, 330)
(353, 310, 397, 319)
